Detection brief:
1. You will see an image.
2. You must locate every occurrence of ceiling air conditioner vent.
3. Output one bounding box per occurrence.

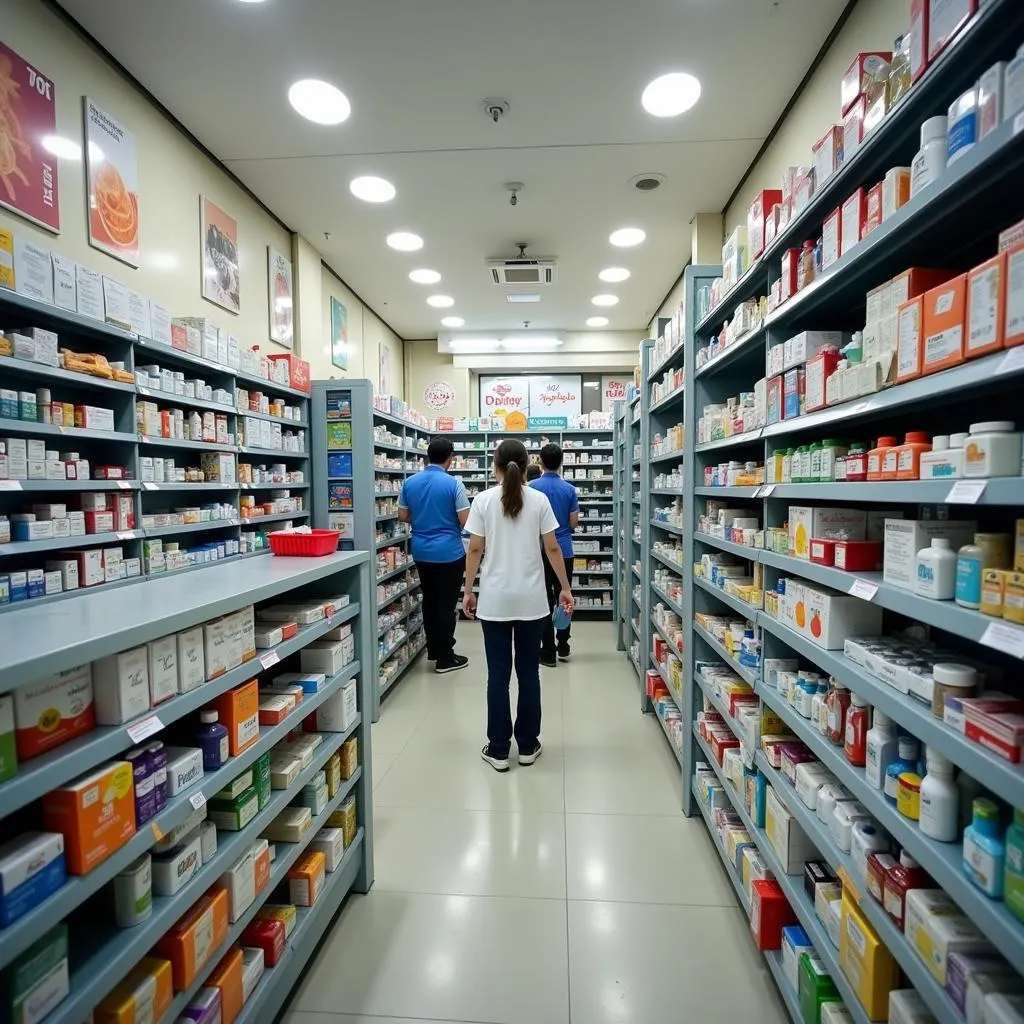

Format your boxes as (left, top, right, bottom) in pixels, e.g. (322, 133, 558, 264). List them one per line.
(486, 257, 557, 287)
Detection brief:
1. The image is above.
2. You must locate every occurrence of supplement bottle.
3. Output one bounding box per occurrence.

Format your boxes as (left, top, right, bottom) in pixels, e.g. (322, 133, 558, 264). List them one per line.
(896, 431, 931, 480)
(865, 710, 897, 789)
(197, 710, 230, 771)
(920, 749, 959, 841)
(963, 421, 1022, 478)
(884, 737, 919, 805)
(844, 694, 869, 766)
(963, 797, 1005, 898)
(956, 542, 985, 609)
(844, 443, 869, 482)
(910, 115, 947, 198)
(825, 683, 851, 746)
(1005, 809, 1024, 924)
(915, 538, 957, 600)
(866, 437, 898, 481)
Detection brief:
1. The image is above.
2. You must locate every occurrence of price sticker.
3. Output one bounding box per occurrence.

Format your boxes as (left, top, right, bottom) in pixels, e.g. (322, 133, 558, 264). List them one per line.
(997, 347, 1024, 375)
(117, 531, 136, 541)
(848, 578, 878, 602)
(760, 484, 776, 498)
(126, 713, 163, 744)
(945, 480, 987, 504)
(259, 650, 280, 670)
(980, 621, 1024, 660)
(144, 482, 158, 491)
(116, 480, 131, 489)
(189, 791, 207, 811)
(0, 481, 22, 491)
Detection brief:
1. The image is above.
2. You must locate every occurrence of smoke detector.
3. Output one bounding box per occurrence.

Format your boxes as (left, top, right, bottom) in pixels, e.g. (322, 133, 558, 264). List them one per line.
(630, 172, 666, 192)
(482, 97, 511, 123)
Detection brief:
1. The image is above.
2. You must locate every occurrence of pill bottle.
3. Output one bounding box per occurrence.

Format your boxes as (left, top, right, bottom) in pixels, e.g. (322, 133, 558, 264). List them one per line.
(197, 709, 229, 770)
(963, 797, 1005, 898)
(1004, 808, 1024, 924)
(964, 421, 1022, 478)
(884, 737, 919, 805)
(865, 710, 898, 789)
(910, 115, 947, 198)
(897, 772, 922, 819)
(866, 437, 897, 481)
(845, 443, 869, 482)
(844, 694, 869, 766)
(930, 662, 978, 719)
(896, 431, 931, 480)
(920, 749, 959, 841)
(947, 88, 978, 165)
(819, 440, 848, 482)
(918, 433, 968, 480)
(883, 852, 927, 929)
(956, 543, 985, 609)
(825, 683, 851, 747)
(915, 538, 957, 600)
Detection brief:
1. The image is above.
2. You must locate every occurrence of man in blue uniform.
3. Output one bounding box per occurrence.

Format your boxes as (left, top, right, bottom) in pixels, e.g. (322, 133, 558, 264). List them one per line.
(529, 442, 579, 667)
(399, 437, 470, 673)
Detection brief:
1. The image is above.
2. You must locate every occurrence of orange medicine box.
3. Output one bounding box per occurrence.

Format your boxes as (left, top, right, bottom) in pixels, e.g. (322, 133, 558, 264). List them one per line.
(922, 274, 967, 374)
(214, 679, 260, 756)
(95, 957, 173, 1024)
(156, 884, 229, 990)
(864, 183, 883, 236)
(207, 946, 244, 1024)
(896, 297, 925, 382)
(966, 253, 1007, 359)
(287, 850, 326, 907)
(43, 760, 136, 874)
(841, 189, 867, 257)
(1007, 245, 1024, 348)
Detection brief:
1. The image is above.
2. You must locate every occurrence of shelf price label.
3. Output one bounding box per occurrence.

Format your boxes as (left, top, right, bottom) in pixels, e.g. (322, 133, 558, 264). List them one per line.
(116, 481, 131, 489)
(980, 621, 1024, 660)
(143, 482, 158, 491)
(126, 713, 163, 744)
(997, 347, 1024, 375)
(848, 579, 878, 602)
(259, 650, 280, 670)
(189, 791, 207, 811)
(945, 480, 986, 504)
(0, 481, 22, 491)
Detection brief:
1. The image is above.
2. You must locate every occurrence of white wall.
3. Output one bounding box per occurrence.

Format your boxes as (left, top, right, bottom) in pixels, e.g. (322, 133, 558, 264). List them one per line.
(405, 341, 473, 418)
(724, 0, 906, 234)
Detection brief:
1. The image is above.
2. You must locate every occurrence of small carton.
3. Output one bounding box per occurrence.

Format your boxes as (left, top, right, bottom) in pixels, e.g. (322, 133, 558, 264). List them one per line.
(1007, 244, 1024, 349)
(6, 924, 69, 1024)
(0, 832, 65, 927)
(921, 274, 968, 375)
(147, 635, 178, 705)
(841, 189, 866, 257)
(839, 890, 900, 1019)
(155, 885, 230, 990)
(764, 786, 816, 873)
(287, 850, 326, 906)
(895, 297, 926, 382)
(152, 833, 202, 897)
(219, 848, 256, 923)
(14, 664, 95, 759)
(313, 679, 358, 732)
(884, 518, 978, 590)
(214, 679, 260, 756)
(0, 694, 15, 782)
(164, 746, 205, 795)
(207, 947, 244, 1024)
(904, 889, 991, 985)
(93, 646, 151, 725)
(177, 627, 206, 693)
(95, 957, 173, 1024)
(966, 253, 1007, 359)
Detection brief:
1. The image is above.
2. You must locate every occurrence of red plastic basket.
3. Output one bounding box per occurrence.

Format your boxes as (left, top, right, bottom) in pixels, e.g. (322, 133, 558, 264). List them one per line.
(268, 529, 340, 557)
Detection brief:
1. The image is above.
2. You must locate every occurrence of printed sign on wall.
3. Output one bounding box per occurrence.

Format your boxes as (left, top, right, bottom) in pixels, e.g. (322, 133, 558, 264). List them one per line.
(267, 247, 293, 348)
(600, 376, 630, 412)
(423, 380, 456, 410)
(480, 376, 530, 415)
(85, 98, 139, 265)
(0, 41, 59, 232)
(529, 375, 581, 419)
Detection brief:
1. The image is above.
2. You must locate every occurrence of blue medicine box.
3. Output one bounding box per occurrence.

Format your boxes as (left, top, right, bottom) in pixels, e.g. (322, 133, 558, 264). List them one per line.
(0, 833, 67, 927)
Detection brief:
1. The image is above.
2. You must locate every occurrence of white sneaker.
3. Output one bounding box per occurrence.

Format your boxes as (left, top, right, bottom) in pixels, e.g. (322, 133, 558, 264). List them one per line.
(480, 745, 510, 772)
(518, 742, 543, 766)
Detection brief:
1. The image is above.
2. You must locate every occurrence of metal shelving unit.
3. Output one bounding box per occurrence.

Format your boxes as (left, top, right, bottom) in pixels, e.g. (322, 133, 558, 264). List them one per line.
(0, 552, 375, 1023)
(0, 288, 310, 611)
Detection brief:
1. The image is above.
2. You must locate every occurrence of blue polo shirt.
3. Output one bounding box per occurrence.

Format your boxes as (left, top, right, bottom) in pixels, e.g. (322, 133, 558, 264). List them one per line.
(399, 465, 470, 564)
(530, 472, 578, 557)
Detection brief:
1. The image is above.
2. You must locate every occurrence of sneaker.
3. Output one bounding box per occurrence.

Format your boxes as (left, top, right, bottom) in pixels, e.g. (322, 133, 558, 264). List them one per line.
(481, 745, 510, 772)
(557, 644, 571, 661)
(519, 742, 543, 766)
(540, 653, 558, 668)
(436, 653, 469, 674)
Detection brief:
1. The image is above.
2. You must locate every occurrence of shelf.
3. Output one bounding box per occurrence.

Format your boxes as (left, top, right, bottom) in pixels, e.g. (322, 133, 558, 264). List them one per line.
(374, 440, 405, 453)
(137, 387, 237, 417)
(139, 435, 236, 453)
(692, 622, 758, 688)
(0, 288, 138, 343)
(652, 699, 684, 767)
(691, 780, 751, 914)
(239, 408, 307, 428)
(694, 327, 766, 378)
(650, 449, 685, 465)
(693, 532, 760, 562)
(650, 488, 683, 496)
(647, 344, 686, 382)
(650, 616, 682, 664)
(240, 481, 309, 491)
(144, 481, 239, 492)
(376, 532, 410, 549)
(0, 418, 137, 443)
(649, 388, 685, 415)
(0, 357, 137, 393)
(693, 576, 760, 620)
(650, 583, 684, 619)
(0, 479, 141, 492)
(133, 337, 235, 379)
(238, 445, 308, 458)
(238, 511, 310, 528)
(0, 529, 139, 557)
(650, 549, 684, 575)
(694, 486, 762, 498)
(694, 429, 762, 454)
(762, 479, 1024, 505)
(234, 370, 310, 400)
(376, 562, 414, 584)
(694, 671, 744, 740)
(764, 951, 803, 1024)
(141, 520, 240, 539)
(695, 263, 768, 337)
(649, 519, 684, 536)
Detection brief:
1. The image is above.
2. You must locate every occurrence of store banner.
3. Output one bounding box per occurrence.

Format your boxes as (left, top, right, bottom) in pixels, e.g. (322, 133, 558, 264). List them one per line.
(0, 40, 59, 232)
(529, 375, 581, 418)
(600, 375, 630, 412)
(85, 98, 139, 265)
(480, 376, 530, 416)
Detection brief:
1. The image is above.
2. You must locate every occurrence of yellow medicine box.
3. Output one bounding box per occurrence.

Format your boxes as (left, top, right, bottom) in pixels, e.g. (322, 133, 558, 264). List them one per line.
(839, 891, 899, 1019)
(95, 957, 173, 1024)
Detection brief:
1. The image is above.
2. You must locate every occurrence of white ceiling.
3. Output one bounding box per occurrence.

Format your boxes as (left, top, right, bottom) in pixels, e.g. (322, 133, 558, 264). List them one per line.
(58, 0, 846, 339)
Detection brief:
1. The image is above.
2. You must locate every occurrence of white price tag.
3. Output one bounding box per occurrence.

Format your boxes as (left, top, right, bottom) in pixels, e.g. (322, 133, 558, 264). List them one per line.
(126, 713, 163, 744)
(0, 480, 22, 490)
(189, 791, 207, 811)
(945, 480, 987, 504)
(760, 484, 775, 498)
(980, 621, 1024, 660)
(997, 347, 1024, 375)
(117, 531, 135, 541)
(116, 481, 131, 490)
(1015, 110, 1024, 136)
(259, 650, 280, 669)
(143, 482, 158, 491)
(849, 578, 878, 602)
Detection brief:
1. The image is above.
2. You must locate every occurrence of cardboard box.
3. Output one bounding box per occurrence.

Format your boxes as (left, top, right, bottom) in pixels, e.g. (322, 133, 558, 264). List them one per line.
(764, 785, 816, 873)
(266, 353, 311, 393)
(883, 518, 977, 590)
(95, 957, 173, 1024)
(821, 207, 842, 271)
(93, 647, 151, 725)
(147, 636, 178, 705)
(839, 890, 899, 1018)
(14, 664, 95, 760)
(842, 52, 892, 115)
(1006, 245, 1024, 348)
(788, 506, 866, 559)
(152, 834, 202, 896)
(801, 584, 883, 649)
(843, 97, 866, 161)
(812, 126, 843, 188)
(287, 850, 327, 907)
(6, 924, 69, 1024)
(43, 761, 136, 874)
(841, 189, 866, 257)
(864, 182, 883, 235)
(747, 189, 782, 259)
(220, 849, 255, 923)
(922, 274, 967, 375)
(927, 0, 977, 63)
(177, 627, 206, 693)
(966, 253, 1007, 359)
(214, 679, 259, 756)
(313, 679, 358, 732)
(156, 885, 230, 990)
(207, 948, 244, 1024)
(895, 297, 926, 382)
(904, 889, 991, 985)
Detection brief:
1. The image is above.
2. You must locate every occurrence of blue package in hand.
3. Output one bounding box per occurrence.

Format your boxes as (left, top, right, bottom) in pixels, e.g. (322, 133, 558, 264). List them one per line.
(552, 605, 572, 631)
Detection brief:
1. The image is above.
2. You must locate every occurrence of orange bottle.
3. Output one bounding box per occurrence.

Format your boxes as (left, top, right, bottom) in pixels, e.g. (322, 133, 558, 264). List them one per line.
(896, 431, 932, 480)
(867, 436, 898, 481)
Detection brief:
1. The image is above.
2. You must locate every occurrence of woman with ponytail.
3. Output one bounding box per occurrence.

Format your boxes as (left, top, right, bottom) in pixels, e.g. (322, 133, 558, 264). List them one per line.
(462, 438, 574, 771)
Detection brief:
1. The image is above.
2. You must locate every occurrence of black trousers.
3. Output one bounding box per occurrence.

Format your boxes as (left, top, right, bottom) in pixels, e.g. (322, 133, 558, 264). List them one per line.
(416, 556, 465, 664)
(482, 617, 545, 758)
(541, 554, 574, 656)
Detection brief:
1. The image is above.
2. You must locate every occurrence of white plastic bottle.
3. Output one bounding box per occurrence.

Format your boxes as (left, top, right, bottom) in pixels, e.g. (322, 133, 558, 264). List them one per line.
(920, 748, 959, 841)
(865, 710, 898, 789)
(911, 115, 948, 198)
(915, 538, 957, 600)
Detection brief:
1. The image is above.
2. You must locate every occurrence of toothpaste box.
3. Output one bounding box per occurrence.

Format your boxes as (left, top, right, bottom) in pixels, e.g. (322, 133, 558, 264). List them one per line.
(13, 664, 95, 760)
(0, 832, 65, 927)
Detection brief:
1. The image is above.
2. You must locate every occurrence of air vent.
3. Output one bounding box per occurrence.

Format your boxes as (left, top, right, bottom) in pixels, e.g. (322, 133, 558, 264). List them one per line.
(486, 257, 557, 286)
(630, 172, 666, 192)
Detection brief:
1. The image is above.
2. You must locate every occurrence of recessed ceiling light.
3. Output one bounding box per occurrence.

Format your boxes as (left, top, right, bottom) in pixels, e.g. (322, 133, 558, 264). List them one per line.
(441, 316, 464, 327)
(599, 267, 630, 283)
(501, 338, 564, 351)
(427, 294, 454, 308)
(609, 227, 645, 248)
(586, 316, 609, 328)
(592, 294, 619, 307)
(506, 293, 540, 303)
(349, 176, 395, 202)
(584, 382, 600, 388)
(450, 339, 499, 352)
(409, 269, 441, 284)
(642, 72, 702, 118)
(287, 79, 351, 125)
(387, 231, 423, 251)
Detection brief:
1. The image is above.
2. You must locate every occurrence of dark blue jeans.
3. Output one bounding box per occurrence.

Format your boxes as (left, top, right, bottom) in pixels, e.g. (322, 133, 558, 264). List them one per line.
(480, 617, 546, 759)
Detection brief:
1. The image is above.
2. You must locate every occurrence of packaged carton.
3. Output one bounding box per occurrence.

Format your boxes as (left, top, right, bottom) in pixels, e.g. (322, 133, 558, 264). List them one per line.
(13, 664, 94, 759)
(883, 518, 977, 590)
(921, 274, 967, 375)
(839, 890, 900, 1018)
(214, 679, 260, 756)
(155, 885, 229, 990)
(207, 947, 244, 1024)
(0, 693, 16, 782)
(5, 924, 69, 1024)
(93, 647, 151, 725)
(95, 958, 173, 1024)
(966, 253, 1007, 359)
(287, 850, 326, 906)
(0, 832, 66, 928)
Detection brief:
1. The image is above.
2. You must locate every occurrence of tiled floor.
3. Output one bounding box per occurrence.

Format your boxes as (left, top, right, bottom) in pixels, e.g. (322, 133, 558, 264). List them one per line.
(287, 621, 788, 1024)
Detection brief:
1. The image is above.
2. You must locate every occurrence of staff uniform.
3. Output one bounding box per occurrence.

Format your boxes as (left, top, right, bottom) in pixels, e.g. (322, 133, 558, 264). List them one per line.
(529, 471, 578, 657)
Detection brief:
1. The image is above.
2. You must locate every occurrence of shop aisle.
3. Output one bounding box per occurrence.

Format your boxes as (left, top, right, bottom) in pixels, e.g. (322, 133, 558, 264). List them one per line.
(285, 620, 787, 1024)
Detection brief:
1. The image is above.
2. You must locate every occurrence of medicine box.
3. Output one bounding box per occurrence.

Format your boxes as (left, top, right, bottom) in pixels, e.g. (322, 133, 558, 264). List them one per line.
(922, 274, 967, 375)
(156, 885, 229, 990)
(214, 679, 260, 756)
(287, 850, 326, 907)
(314, 679, 358, 732)
(220, 848, 256, 923)
(839, 890, 900, 1018)
(801, 585, 883, 650)
(782, 925, 814, 994)
(883, 518, 978, 590)
(252, 838, 270, 893)
(164, 746, 204, 795)
(240, 917, 285, 968)
(207, 947, 244, 1024)
(42, 761, 136, 874)
(147, 635, 178, 704)
(14, 664, 95, 760)
(240, 947, 264, 1003)
(262, 806, 312, 843)
(95, 957, 173, 1024)
(300, 640, 349, 676)
(152, 834, 202, 896)
(177, 627, 206, 693)
(310, 827, 346, 873)
(6, 924, 69, 1024)
(93, 646, 151, 725)
(208, 787, 258, 832)
(904, 889, 992, 985)
(765, 785, 816, 873)
(0, 694, 15, 783)
(0, 832, 66, 927)
(966, 253, 1007, 359)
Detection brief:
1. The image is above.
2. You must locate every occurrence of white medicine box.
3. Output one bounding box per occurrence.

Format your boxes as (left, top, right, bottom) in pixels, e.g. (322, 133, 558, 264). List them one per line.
(314, 678, 358, 732)
(147, 635, 178, 704)
(883, 518, 978, 590)
(801, 584, 883, 649)
(177, 627, 206, 693)
(93, 647, 151, 725)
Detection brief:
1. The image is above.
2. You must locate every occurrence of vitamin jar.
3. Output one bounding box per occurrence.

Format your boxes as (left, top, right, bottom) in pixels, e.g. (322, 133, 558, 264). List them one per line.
(964, 421, 1023, 478)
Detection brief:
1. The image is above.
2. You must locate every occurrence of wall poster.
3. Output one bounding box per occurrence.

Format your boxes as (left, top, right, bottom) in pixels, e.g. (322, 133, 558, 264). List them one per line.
(201, 196, 240, 314)
(600, 375, 630, 411)
(379, 343, 391, 394)
(267, 246, 293, 348)
(0, 41, 59, 231)
(85, 98, 138, 265)
(528, 375, 581, 419)
(330, 296, 348, 370)
(479, 376, 530, 416)
(423, 380, 455, 410)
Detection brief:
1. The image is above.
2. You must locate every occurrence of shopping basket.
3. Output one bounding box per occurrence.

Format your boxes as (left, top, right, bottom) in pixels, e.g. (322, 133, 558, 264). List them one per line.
(268, 528, 340, 556)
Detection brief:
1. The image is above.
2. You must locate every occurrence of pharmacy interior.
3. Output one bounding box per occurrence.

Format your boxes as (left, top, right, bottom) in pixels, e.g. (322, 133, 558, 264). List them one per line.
(3, 0, 1024, 1022)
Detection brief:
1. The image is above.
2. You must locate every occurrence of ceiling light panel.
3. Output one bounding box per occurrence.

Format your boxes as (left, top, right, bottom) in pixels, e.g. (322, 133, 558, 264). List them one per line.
(441, 316, 464, 327)
(586, 316, 609, 328)
(599, 267, 630, 283)
(387, 232, 423, 251)
(609, 228, 645, 248)
(642, 72, 702, 117)
(426, 294, 454, 307)
(349, 176, 395, 202)
(409, 269, 441, 284)
(506, 293, 540, 303)
(287, 79, 351, 125)
(591, 294, 619, 307)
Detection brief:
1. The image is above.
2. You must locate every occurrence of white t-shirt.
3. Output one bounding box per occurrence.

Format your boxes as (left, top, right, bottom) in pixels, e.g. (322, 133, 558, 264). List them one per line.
(465, 484, 559, 621)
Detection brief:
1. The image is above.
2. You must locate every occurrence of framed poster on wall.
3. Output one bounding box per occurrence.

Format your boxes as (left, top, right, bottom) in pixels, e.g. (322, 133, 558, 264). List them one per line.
(330, 296, 348, 370)
(0, 40, 59, 232)
(528, 375, 581, 418)
(479, 376, 530, 417)
(84, 98, 139, 265)
(600, 375, 630, 411)
(201, 196, 240, 314)
(267, 247, 293, 348)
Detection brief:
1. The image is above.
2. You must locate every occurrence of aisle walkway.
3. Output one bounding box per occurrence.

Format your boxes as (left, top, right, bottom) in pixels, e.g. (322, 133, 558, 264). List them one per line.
(287, 621, 788, 1024)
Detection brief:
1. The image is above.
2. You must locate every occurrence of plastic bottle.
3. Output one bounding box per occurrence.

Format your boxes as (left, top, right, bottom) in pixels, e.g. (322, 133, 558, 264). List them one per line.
(845, 442, 869, 482)
(963, 421, 1023, 478)
(1005, 808, 1024, 924)
(915, 538, 957, 600)
(811, 685, 828, 736)
(910, 115, 948, 198)
(865, 710, 898, 789)
(866, 437, 898, 481)
(896, 431, 932, 480)
(884, 737, 920, 805)
(920, 749, 959, 841)
(956, 542, 986, 609)
(844, 694, 870, 766)
(883, 852, 927, 929)
(197, 710, 229, 770)
(825, 683, 851, 747)
(963, 797, 1005, 898)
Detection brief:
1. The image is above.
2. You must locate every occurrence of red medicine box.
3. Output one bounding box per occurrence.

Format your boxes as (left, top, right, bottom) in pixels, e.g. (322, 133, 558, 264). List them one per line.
(751, 879, 797, 951)
(810, 539, 837, 567)
(864, 183, 884, 236)
(841, 189, 867, 258)
(833, 540, 883, 573)
(240, 918, 286, 966)
(266, 353, 311, 394)
(780, 248, 800, 303)
(841, 52, 892, 115)
(747, 189, 783, 260)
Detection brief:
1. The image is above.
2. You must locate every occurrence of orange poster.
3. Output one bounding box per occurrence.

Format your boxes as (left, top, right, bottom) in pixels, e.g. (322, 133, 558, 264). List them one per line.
(85, 97, 139, 265)
(202, 195, 240, 314)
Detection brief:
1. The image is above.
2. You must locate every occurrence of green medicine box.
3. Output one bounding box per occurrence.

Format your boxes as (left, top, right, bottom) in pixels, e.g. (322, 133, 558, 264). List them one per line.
(4, 923, 69, 1024)
(0, 694, 16, 783)
(798, 951, 839, 1024)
